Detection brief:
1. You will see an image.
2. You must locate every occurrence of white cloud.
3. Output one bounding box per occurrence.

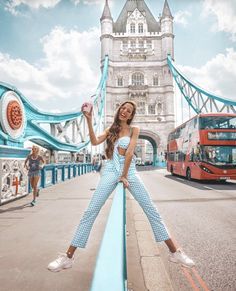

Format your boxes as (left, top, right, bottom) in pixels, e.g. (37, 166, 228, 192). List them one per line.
(202, 0, 236, 41)
(5, 0, 61, 15)
(174, 10, 191, 27)
(0, 52, 63, 101)
(82, 0, 108, 5)
(73, 0, 114, 8)
(0, 26, 101, 112)
(174, 48, 236, 124)
(5, 0, 112, 15)
(72, 0, 80, 5)
(178, 48, 236, 100)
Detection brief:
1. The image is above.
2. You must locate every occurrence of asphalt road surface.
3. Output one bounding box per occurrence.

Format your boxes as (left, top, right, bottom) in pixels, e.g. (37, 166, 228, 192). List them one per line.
(137, 168, 236, 291)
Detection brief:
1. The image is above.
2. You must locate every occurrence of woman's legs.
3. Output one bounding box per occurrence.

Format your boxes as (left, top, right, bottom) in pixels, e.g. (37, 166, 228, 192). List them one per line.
(48, 168, 119, 271)
(30, 177, 36, 201)
(67, 170, 119, 257)
(165, 238, 177, 253)
(31, 176, 40, 201)
(127, 174, 177, 252)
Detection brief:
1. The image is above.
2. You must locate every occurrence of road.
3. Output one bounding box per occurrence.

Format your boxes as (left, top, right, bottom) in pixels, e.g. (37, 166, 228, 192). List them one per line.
(0, 168, 235, 291)
(137, 168, 236, 291)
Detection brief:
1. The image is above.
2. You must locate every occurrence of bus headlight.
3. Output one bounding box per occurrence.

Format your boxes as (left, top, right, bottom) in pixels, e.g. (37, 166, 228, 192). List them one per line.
(199, 165, 213, 174)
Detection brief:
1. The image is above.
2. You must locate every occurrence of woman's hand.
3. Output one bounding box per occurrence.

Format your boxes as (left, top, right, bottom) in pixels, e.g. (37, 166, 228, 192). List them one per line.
(119, 176, 129, 188)
(81, 102, 93, 121)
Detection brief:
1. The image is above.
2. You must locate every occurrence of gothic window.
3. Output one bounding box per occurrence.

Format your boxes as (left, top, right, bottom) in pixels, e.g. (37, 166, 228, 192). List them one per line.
(148, 104, 156, 114)
(147, 40, 152, 49)
(138, 40, 144, 48)
(131, 40, 136, 48)
(130, 23, 135, 33)
(138, 23, 143, 33)
(132, 73, 144, 86)
(123, 41, 128, 50)
(137, 101, 146, 114)
(153, 75, 159, 86)
(117, 76, 123, 87)
(157, 101, 162, 114)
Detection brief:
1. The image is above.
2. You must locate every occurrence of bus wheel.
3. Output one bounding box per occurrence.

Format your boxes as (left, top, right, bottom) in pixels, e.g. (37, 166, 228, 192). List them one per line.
(170, 165, 174, 175)
(219, 180, 227, 184)
(186, 168, 191, 181)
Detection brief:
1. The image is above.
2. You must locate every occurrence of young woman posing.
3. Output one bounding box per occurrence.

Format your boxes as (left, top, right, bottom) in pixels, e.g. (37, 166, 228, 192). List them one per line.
(48, 101, 195, 272)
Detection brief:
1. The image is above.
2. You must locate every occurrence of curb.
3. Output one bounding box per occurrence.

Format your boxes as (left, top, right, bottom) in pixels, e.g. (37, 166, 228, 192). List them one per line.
(126, 193, 174, 291)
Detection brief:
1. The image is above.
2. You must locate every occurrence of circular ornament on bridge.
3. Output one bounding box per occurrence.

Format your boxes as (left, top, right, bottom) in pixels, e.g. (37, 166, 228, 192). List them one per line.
(7, 100, 23, 129)
(0, 91, 26, 139)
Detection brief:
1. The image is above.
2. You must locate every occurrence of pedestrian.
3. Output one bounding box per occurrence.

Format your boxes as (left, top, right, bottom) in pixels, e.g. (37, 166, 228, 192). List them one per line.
(24, 145, 44, 206)
(48, 100, 195, 272)
(92, 155, 97, 173)
(98, 154, 106, 176)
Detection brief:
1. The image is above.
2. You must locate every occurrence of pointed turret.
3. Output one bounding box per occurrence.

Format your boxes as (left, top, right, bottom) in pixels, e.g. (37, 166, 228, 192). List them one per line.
(100, 0, 113, 21)
(114, 0, 160, 33)
(100, 0, 113, 59)
(160, 0, 174, 58)
(162, 0, 173, 19)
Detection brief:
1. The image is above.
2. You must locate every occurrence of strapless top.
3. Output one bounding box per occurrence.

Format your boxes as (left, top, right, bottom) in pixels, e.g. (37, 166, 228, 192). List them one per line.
(117, 136, 131, 149)
(112, 136, 135, 172)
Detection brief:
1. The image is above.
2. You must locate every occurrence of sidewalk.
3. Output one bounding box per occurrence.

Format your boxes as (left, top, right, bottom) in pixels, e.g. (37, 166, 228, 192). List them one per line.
(0, 173, 173, 291)
(126, 193, 173, 291)
(0, 173, 109, 291)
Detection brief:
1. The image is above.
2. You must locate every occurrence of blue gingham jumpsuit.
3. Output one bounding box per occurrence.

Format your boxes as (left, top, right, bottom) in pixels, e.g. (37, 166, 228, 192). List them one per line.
(71, 136, 170, 248)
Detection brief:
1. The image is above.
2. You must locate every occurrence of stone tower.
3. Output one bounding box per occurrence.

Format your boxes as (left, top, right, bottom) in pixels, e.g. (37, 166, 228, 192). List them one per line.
(100, 0, 175, 164)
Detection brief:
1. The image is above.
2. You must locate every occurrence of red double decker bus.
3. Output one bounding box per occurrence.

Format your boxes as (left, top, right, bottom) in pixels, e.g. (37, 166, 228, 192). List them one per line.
(167, 113, 236, 181)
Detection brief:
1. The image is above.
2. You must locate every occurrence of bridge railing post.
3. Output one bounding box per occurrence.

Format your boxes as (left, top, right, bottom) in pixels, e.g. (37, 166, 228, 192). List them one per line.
(41, 167, 46, 188)
(90, 183, 127, 291)
(73, 164, 76, 177)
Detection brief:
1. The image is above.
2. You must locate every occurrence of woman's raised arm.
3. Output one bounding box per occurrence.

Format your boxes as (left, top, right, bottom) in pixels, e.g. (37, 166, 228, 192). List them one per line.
(82, 103, 109, 146)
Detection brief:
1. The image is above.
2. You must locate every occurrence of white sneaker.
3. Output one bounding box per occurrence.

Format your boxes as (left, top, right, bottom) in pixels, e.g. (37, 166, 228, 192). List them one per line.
(47, 253, 74, 272)
(169, 249, 195, 268)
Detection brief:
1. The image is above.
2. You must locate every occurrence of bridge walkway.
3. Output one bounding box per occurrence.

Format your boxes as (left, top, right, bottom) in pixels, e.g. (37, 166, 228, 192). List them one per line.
(0, 172, 172, 291)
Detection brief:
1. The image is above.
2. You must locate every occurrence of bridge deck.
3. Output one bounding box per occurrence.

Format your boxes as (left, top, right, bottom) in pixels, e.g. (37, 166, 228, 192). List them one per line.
(0, 172, 172, 291)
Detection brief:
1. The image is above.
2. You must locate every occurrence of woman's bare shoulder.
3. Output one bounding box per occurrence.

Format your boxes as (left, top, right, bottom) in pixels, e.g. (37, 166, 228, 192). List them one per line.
(131, 126, 140, 134)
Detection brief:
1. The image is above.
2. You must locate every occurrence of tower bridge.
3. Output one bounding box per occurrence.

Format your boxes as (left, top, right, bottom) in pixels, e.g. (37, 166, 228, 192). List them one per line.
(1, 0, 236, 204)
(101, 0, 175, 163)
(0, 1, 236, 290)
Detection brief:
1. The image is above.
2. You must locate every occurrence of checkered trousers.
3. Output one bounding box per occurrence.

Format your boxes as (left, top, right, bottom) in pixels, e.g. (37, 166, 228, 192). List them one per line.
(70, 160, 170, 248)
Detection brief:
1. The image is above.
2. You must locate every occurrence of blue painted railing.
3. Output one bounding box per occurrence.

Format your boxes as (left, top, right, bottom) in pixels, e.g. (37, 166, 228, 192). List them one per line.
(0, 56, 109, 152)
(167, 54, 236, 114)
(90, 183, 127, 291)
(29, 163, 93, 192)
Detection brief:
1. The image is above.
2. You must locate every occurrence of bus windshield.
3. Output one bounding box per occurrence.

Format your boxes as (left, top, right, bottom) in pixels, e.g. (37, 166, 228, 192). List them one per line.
(200, 146, 236, 165)
(199, 116, 236, 129)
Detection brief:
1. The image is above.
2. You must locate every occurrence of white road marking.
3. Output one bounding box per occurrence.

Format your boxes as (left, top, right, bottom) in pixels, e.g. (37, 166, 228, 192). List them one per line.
(176, 177, 185, 182)
(203, 186, 214, 190)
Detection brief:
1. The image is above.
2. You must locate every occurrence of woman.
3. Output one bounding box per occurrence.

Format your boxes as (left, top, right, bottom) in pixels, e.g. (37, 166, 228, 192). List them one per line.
(48, 101, 195, 272)
(24, 145, 44, 206)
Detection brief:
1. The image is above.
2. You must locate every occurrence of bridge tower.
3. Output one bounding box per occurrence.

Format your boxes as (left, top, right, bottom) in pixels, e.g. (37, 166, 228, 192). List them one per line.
(100, 0, 175, 163)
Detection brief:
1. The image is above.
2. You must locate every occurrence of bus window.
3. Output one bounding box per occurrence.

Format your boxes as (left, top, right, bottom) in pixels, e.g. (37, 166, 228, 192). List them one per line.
(201, 146, 236, 165)
(167, 152, 175, 161)
(200, 116, 236, 129)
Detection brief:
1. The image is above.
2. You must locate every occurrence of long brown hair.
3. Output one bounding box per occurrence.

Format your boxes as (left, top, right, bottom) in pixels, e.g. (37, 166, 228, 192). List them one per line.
(105, 101, 137, 159)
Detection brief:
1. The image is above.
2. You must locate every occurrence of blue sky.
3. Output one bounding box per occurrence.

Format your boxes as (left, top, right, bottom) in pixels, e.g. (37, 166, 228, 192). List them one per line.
(0, 0, 235, 122)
